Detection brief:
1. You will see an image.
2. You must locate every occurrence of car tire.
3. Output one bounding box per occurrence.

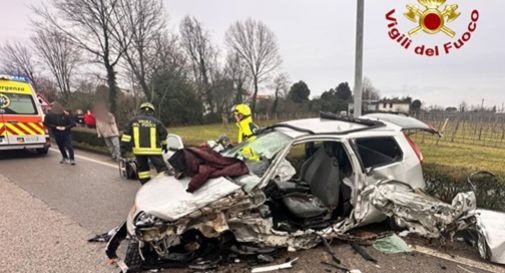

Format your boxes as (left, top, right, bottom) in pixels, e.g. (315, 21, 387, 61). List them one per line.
(124, 240, 143, 273)
(36, 147, 49, 155)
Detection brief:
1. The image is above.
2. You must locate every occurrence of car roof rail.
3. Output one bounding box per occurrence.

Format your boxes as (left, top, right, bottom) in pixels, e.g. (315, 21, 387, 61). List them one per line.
(365, 111, 409, 116)
(257, 124, 316, 135)
(320, 112, 385, 127)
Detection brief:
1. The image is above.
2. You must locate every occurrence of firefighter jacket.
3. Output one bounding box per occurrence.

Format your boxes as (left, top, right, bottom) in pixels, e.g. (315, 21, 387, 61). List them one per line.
(236, 116, 258, 143)
(121, 114, 167, 155)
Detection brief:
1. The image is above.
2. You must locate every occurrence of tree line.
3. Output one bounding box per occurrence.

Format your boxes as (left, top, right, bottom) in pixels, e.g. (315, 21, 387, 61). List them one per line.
(0, 0, 384, 126)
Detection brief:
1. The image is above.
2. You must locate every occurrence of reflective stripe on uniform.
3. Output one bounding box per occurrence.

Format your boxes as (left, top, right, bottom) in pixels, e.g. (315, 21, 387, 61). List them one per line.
(160, 139, 167, 145)
(121, 134, 131, 142)
(132, 148, 163, 155)
(133, 127, 140, 148)
(138, 171, 151, 179)
(150, 127, 156, 149)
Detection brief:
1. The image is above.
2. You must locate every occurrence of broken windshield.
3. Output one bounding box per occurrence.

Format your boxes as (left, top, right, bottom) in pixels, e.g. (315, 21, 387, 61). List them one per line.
(223, 131, 292, 160)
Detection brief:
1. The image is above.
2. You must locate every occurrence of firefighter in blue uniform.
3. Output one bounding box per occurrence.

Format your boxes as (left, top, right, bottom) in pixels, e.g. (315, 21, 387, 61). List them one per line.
(120, 102, 168, 184)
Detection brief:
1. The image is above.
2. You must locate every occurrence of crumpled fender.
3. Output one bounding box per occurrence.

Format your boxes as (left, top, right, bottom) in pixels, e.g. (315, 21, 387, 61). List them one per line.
(360, 179, 476, 238)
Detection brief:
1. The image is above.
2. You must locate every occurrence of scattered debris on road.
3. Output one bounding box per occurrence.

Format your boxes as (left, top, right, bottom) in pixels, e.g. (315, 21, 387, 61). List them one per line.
(320, 261, 351, 273)
(372, 234, 411, 254)
(88, 226, 120, 243)
(350, 242, 377, 263)
(250, 257, 298, 273)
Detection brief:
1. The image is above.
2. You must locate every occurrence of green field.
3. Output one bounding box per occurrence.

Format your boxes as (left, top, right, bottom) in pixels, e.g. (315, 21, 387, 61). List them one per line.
(170, 120, 276, 147)
(420, 142, 505, 178)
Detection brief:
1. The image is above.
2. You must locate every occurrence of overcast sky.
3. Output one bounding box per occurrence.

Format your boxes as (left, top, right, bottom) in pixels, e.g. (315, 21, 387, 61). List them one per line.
(1, 0, 504, 108)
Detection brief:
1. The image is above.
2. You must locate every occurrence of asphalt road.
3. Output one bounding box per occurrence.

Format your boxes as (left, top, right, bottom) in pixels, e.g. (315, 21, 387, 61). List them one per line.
(0, 148, 138, 233)
(0, 148, 503, 273)
(0, 174, 109, 273)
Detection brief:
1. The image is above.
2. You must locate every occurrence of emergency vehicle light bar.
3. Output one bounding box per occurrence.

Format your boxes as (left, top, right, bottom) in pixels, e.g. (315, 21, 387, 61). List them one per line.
(0, 74, 30, 82)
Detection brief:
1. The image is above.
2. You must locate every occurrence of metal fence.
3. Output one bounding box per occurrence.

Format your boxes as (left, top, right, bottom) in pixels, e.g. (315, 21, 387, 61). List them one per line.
(256, 111, 505, 149)
(415, 112, 505, 148)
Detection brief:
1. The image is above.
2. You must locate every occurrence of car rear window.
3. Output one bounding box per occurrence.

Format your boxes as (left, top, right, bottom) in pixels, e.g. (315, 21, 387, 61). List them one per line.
(0, 92, 37, 115)
(354, 137, 402, 168)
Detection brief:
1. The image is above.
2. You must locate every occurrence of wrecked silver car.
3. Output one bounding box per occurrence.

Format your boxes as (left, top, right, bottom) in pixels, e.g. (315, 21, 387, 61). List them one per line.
(112, 113, 475, 272)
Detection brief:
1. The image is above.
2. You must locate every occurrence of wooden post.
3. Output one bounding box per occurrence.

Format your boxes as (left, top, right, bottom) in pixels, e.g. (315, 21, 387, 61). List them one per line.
(451, 119, 460, 142)
(437, 118, 449, 145)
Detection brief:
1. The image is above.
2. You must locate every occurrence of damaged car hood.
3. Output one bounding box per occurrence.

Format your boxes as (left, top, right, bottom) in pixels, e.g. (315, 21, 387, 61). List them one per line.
(136, 175, 242, 221)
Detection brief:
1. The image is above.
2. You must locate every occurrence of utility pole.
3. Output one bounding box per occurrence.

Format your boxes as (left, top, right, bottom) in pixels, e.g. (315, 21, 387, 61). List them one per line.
(353, 0, 365, 117)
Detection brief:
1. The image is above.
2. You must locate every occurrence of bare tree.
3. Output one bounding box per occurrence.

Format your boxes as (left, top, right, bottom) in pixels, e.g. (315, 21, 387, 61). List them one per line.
(0, 41, 39, 89)
(31, 28, 80, 100)
(150, 34, 189, 113)
(269, 73, 289, 115)
(224, 52, 249, 105)
(117, 0, 166, 101)
(225, 18, 282, 115)
(34, 0, 131, 113)
(179, 16, 217, 114)
(363, 77, 381, 101)
(212, 69, 235, 128)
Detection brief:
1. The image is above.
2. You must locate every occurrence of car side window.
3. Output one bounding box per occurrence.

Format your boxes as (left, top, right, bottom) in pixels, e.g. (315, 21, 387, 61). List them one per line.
(354, 137, 403, 169)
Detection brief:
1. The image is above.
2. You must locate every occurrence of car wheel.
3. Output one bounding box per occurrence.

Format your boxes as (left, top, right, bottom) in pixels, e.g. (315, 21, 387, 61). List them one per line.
(124, 240, 143, 273)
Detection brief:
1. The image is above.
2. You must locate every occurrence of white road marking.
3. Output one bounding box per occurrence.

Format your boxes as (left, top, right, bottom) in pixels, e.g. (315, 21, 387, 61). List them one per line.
(49, 148, 118, 169)
(412, 245, 505, 273)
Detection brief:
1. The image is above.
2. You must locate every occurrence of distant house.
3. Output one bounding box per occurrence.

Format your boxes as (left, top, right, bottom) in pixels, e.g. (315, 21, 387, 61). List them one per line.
(376, 99, 410, 113)
(348, 98, 411, 115)
(348, 101, 378, 115)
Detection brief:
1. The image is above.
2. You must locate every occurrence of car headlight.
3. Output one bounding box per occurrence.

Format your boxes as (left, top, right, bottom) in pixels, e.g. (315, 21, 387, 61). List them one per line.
(135, 212, 162, 227)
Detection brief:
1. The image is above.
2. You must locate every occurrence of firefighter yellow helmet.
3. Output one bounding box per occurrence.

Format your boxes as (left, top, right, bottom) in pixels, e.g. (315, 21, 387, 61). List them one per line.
(232, 104, 251, 116)
(140, 102, 155, 112)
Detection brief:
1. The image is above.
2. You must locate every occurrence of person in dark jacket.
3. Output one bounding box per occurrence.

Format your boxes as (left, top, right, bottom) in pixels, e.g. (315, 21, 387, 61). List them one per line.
(120, 102, 168, 184)
(44, 102, 76, 165)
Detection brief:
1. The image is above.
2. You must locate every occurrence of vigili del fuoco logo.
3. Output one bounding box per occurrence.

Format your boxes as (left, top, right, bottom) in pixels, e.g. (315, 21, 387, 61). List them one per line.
(386, 0, 479, 56)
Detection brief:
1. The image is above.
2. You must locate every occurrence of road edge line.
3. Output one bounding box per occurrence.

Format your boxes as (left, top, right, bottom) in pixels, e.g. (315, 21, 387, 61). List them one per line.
(412, 244, 505, 273)
(49, 148, 118, 169)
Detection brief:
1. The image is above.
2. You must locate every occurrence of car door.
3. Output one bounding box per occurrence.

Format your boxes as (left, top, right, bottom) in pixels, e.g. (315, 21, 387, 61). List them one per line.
(352, 135, 425, 190)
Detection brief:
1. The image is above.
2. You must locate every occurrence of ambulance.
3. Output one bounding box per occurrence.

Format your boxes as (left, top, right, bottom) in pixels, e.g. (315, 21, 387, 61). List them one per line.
(0, 75, 50, 154)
